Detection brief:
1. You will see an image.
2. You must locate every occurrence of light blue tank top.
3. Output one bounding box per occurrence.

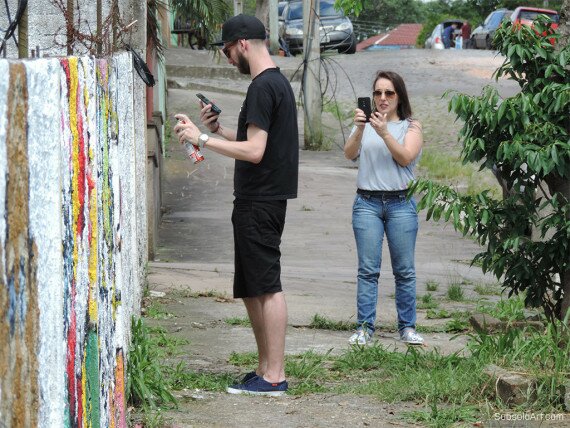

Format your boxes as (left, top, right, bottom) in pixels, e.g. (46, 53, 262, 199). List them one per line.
(350, 119, 421, 191)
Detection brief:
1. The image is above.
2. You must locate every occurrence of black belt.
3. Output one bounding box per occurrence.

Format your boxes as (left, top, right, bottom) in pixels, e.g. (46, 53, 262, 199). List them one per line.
(357, 188, 408, 197)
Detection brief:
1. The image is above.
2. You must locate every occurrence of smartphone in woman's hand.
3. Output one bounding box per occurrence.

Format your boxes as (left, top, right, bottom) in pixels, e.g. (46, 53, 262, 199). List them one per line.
(357, 97, 371, 122)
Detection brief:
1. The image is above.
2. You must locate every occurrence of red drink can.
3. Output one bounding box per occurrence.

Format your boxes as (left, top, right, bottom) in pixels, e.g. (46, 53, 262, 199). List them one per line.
(184, 141, 205, 164)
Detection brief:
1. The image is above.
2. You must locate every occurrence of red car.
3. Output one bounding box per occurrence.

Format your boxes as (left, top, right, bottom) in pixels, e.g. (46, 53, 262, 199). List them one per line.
(510, 6, 559, 30)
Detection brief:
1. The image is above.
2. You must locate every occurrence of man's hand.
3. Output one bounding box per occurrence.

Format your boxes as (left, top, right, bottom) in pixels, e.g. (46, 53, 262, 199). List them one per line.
(199, 101, 221, 133)
(174, 113, 202, 146)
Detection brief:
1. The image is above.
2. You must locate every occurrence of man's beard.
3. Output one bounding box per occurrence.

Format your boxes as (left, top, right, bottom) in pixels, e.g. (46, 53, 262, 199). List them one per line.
(236, 51, 250, 75)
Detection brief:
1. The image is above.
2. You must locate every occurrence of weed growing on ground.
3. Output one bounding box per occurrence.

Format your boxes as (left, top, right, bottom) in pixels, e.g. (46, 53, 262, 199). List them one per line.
(309, 314, 357, 331)
(145, 302, 173, 320)
(417, 293, 439, 310)
(166, 362, 235, 391)
(148, 327, 189, 356)
(402, 402, 479, 428)
(474, 283, 502, 296)
(468, 319, 570, 413)
(447, 284, 464, 301)
(228, 351, 258, 367)
(171, 289, 232, 300)
(126, 317, 177, 409)
(477, 294, 527, 322)
(426, 280, 439, 292)
(286, 350, 331, 394)
(224, 317, 251, 327)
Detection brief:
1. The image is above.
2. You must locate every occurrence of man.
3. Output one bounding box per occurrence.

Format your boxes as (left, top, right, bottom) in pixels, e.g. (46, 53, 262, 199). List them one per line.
(174, 14, 298, 397)
(461, 21, 472, 49)
(442, 23, 456, 49)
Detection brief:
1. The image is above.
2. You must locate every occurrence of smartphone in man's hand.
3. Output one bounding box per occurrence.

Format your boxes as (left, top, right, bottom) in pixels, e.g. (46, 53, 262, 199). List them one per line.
(357, 97, 372, 122)
(196, 93, 222, 115)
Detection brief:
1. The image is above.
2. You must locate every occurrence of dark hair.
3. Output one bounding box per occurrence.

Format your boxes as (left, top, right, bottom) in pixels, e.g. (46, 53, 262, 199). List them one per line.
(372, 70, 412, 120)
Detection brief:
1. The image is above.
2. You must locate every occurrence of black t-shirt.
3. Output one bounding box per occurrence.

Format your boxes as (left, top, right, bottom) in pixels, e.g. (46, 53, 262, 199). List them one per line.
(234, 67, 299, 200)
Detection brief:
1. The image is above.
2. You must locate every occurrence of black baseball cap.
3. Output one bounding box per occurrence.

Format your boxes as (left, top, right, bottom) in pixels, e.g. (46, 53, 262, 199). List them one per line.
(212, 14, 266, 46)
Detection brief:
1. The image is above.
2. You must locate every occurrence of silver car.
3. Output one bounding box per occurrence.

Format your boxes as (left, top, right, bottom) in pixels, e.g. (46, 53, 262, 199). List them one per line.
(279, 0, 356, 54)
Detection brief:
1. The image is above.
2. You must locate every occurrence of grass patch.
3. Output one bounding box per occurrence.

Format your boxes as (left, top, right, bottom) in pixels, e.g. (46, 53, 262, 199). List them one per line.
(418, 147, 501, 196)
(145, 302, 173, 320)
(127, 317, 177, 409)
(309, 314, 357, 331)
(172, 289, 232, 300)
(225, 316, 251, 327)
(222, 309, 569, 426)
(425, 280, 439, 292)
(417, 293, 439, 310)
(228, 351, 258, 367)
(477, 295, 528, 322)
(402, 403, 480, 427)
(446, 284, 465, 301)
(166, 363, 235, 391)
(286, 350, 331, 394)
(474, 283, 502, 296)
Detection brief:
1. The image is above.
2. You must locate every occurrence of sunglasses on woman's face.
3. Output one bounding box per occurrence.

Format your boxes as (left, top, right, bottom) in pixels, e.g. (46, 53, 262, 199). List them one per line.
(222, 40, 238, 58)
(373, 89, 397, 99)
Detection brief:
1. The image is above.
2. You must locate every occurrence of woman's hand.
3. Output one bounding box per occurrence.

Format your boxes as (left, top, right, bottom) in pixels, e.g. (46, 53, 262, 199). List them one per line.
(369, 112, 388, 138)
(354, 108, 367, 129)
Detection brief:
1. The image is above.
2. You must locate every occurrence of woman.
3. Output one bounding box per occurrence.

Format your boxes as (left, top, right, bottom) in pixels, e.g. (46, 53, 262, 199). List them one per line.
(344, 70, 424, 346)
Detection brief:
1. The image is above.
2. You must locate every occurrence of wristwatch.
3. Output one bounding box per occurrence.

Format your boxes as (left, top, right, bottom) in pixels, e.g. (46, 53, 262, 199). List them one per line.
(198, 133, 209, 147)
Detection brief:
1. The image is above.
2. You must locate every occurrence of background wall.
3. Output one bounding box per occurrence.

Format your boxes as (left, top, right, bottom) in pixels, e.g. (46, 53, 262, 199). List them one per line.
(0, 52, 146, 427)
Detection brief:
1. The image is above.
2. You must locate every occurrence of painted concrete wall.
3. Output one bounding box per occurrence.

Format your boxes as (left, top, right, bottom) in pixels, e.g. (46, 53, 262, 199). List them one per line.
(0, 52, 145, 427)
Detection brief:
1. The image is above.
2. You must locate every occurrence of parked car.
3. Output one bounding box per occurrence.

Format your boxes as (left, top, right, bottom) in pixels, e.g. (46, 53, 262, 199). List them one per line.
(471, 8, 512, 50)
(424, 20, 463, 49)
(510, 6, 559, 27)
(279, 0, 357, 54)
(278, 1, 288, 17)
(509, 6, 559, 45)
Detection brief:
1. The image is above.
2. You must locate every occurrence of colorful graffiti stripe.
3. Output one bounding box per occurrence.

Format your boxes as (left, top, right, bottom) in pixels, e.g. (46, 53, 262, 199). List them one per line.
(59, 57, 126, 428)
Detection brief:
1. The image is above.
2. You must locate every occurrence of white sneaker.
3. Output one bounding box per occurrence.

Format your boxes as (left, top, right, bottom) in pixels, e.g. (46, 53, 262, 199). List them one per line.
(348, 330, 371, 345)
(400, 328, 424, 345)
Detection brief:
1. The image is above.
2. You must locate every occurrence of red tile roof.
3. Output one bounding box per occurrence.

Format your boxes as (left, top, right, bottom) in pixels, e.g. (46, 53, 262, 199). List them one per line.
(357, 23, 423, 51)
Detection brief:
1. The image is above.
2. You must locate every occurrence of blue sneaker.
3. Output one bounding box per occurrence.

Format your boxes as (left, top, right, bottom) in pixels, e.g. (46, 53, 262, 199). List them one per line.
(226, 375, 288, 396)
(240, 371, 257, 383)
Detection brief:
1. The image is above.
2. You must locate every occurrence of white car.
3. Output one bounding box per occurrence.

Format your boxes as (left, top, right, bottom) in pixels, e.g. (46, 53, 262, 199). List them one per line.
(425, 20, 463, 49)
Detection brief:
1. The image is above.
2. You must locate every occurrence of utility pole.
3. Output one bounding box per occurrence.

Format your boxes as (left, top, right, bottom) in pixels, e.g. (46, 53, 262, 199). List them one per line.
(268, 0, 279, 54)
(302, 0, 322, 149)
(67, 0, 74, 55)
(234, 0, 243, 15)
(17, 1, 28, 58)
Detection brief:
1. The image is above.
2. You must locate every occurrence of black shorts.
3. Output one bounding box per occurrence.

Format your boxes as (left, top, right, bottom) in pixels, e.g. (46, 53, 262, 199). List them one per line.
(232, 199, 287, 298)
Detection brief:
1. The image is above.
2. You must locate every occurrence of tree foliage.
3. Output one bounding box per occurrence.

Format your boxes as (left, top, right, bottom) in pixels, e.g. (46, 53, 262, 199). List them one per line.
(170, 0, 231, 45)
(410, 16, 570, 322)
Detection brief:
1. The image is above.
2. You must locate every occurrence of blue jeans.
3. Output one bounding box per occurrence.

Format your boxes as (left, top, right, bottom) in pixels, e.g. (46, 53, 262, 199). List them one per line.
(352, 193, 418, 334)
